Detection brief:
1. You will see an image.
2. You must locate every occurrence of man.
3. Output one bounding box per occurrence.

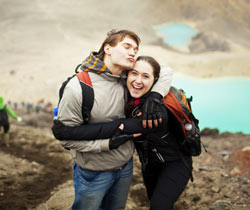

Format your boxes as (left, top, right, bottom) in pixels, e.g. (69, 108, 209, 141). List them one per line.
(57, 29, 173, 210)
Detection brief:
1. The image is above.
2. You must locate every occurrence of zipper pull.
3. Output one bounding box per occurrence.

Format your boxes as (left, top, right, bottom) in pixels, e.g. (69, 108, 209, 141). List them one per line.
(152, 148, 165, 163)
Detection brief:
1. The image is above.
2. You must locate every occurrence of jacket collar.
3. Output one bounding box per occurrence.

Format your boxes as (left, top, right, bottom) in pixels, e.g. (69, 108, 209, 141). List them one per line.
(80, 52, 112, 75)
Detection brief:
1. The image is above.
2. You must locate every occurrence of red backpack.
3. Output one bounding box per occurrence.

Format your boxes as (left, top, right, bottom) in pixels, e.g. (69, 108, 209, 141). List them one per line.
(163, 86, 205, 156)
(57, 67, 94, 124)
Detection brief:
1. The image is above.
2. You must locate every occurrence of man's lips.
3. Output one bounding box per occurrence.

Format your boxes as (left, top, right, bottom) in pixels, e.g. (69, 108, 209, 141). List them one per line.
(128, 58, 135, 62)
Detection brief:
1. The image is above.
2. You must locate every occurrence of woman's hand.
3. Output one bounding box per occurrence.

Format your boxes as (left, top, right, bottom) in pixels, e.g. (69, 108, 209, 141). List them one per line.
(141, 92, 163, 129)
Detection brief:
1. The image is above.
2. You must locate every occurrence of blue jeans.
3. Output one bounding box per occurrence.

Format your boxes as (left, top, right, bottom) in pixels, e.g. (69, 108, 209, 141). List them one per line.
(71, 158, 133, 210)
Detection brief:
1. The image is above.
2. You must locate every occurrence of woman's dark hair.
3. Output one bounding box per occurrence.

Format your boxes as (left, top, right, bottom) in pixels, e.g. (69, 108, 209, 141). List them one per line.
(136, 56, 161, 80)
(97, 29, 141, 61)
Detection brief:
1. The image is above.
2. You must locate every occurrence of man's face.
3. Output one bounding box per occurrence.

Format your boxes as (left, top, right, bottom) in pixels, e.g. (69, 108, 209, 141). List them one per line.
(107, 37, 138, 70)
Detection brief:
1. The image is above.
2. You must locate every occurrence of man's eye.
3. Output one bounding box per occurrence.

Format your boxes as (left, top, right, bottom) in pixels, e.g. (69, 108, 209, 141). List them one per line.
(124, 44, 130, 49)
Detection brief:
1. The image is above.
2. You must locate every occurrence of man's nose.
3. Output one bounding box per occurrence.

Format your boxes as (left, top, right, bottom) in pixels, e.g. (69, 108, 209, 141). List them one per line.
(129, 48, 136, 56)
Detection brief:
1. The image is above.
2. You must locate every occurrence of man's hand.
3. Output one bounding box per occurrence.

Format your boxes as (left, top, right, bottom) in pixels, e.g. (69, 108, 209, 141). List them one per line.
(142, 92, 163, 129)
(109, 124, 141, 150)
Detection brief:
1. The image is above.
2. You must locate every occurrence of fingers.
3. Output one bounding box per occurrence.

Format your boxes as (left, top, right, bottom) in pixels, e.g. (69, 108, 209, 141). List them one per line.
(137, 112, 142, 117)
(133, 133, 142, 138)
(119, 123, 124, 130)
(148, 120, 153, 129)
(142, 119, 153, 129)
(153, 119, 158, 127)
(153, 117, 162, 127)
(142, 113, 147, 128)
(142, 116, 162, 128)
(156, 113, 162, 124)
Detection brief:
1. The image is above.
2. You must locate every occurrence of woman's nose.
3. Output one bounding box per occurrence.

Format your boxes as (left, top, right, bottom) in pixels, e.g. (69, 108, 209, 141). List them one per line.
(135, 76, 142, 83)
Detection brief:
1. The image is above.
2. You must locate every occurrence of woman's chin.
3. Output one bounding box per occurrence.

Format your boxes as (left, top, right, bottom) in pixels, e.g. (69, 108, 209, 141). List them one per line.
(130, 92, 143, 99)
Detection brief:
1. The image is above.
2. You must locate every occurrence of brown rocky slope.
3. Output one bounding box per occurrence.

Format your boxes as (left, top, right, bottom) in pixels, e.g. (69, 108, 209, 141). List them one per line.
(0, 109, 249, 210)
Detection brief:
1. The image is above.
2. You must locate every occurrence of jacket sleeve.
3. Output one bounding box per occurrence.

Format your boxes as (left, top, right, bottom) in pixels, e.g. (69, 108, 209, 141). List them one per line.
(55, 105, 168, 140)
(151, 66, 173, 97)
(5, 105, 18, 120)
(53, 119, 124, 140)
(61, 139, 110, 153)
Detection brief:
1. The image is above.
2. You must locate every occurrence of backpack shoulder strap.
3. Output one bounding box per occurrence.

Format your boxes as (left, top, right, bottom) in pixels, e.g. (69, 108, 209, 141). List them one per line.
(76, 71, 94, 124)
(163, 86, 192, 138)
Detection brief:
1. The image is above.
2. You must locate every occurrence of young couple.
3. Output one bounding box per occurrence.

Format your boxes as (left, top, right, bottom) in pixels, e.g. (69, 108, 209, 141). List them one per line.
(52, 29, 191, 210)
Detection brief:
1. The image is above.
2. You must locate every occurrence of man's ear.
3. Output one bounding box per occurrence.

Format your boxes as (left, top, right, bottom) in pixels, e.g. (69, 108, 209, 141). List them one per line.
(104, 44, 111, 55)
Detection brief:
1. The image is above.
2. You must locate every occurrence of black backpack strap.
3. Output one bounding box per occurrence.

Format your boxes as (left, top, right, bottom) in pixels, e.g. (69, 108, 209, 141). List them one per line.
(58, 75, 75, 107)
(76, 71, 94, 124)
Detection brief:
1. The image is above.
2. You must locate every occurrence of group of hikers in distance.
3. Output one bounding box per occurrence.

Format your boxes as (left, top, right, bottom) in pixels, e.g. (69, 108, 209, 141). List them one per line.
(0, 96, 55, 148)
(52, 29, 202, 210)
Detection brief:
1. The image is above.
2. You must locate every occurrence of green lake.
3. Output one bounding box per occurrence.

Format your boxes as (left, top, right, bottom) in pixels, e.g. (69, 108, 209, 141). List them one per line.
(172, 74, 250, 134)
(154, 23, 198, 48)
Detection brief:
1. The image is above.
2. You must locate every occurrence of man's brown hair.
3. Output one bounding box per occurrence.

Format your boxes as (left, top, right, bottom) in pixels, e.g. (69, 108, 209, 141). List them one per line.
(97, 29, 141, 60)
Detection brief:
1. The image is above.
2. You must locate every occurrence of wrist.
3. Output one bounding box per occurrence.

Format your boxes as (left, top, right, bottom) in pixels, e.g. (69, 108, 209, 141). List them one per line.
(101, 140, 110, 151)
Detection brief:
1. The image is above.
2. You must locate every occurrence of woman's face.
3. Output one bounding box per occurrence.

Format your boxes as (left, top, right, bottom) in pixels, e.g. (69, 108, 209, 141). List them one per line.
(127, 60, 155, 98)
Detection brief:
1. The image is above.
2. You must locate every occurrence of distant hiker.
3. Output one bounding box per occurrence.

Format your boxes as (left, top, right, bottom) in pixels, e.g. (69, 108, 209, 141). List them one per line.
(35, 99, 45, 113)
(45, 102, 53, 113)
(53, 29, 172, 210)
(26, 103, 33, 113)
(13, 101, 18, 110)
(0, 96, 22, 146)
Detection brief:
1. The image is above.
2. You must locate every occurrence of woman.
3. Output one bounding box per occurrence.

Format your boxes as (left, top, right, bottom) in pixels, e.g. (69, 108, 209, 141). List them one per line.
(52, 56, 191, 210)
(125, 56, 192, 210)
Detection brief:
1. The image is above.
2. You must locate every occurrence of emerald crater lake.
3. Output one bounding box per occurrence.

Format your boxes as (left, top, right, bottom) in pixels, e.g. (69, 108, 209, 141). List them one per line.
(154, 23, 198, 48)
(172, 75, 250, 134)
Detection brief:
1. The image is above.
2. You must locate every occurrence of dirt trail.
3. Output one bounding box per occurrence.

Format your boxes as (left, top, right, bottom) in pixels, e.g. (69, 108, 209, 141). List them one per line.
(0, 112, 72, 210)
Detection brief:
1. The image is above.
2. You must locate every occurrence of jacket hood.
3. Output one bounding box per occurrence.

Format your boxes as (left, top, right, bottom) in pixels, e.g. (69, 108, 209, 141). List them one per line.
(80, 52, 112, 74)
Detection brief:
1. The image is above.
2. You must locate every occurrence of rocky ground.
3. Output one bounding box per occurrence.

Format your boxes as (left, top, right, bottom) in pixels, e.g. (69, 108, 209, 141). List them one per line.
(0, 109, 249, 210)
